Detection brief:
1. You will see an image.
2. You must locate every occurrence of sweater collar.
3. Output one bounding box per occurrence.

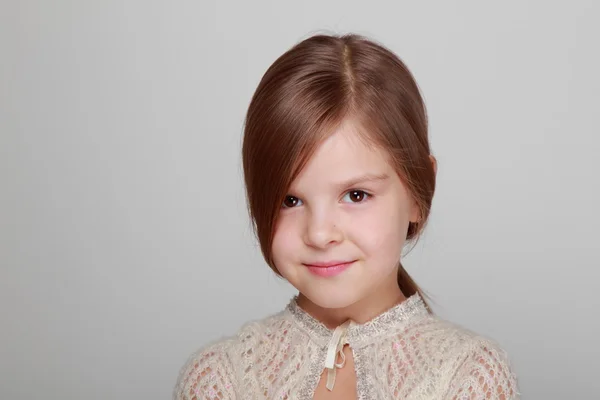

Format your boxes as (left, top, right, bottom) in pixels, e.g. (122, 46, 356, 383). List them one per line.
(285, 292, 430, 348)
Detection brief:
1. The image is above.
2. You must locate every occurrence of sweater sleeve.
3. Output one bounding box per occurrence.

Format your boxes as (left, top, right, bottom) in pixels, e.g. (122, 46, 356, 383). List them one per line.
(444, 339, 520, 400)
(173, 342, 237, 400)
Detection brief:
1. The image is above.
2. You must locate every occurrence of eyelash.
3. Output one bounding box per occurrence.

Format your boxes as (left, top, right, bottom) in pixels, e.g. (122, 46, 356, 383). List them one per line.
(282, 189, 372, 209)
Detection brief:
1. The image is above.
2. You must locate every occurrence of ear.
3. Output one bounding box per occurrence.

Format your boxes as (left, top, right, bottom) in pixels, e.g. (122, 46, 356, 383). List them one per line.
(409, 198, 420, 223)
(409, 209, 420, 224)
(409, 155, 437, 223)
(429, 154, 438, 177)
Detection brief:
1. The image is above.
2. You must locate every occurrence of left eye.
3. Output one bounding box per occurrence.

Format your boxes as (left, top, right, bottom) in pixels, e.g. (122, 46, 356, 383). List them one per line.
(342, 190, 370, 203)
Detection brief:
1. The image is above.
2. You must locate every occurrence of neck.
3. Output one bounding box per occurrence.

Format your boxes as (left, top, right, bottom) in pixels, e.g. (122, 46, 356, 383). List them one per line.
(296, 269, 407, 329)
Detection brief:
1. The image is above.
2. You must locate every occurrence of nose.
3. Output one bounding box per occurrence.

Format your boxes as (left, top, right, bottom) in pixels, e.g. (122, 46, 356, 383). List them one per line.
(303, 209, 343, 249)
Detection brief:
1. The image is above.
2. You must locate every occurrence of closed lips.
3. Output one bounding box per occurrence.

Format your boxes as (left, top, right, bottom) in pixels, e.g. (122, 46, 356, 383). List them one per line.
(304, 261, 355, 268)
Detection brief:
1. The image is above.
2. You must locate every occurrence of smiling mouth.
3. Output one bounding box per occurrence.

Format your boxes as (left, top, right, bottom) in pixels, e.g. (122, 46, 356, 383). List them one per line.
(303, 260, 356, 277)
(303, 260, 356, 268)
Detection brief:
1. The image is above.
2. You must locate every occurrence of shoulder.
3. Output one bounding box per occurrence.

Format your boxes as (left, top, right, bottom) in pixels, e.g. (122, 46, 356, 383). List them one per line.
(173, 337, 238, 400)
(424, 317, 521, 399)
(391, 315, 520, 398)
(173, 311, 288, 400)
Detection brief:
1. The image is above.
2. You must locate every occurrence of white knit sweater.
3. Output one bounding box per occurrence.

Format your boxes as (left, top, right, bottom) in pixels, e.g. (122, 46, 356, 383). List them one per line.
(174, 293, 520, 399)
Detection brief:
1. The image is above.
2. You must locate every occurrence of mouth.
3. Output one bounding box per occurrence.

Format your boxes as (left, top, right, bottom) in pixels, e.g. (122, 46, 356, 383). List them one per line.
(303, 260, 356, 277)
(304, 260, 355, 268)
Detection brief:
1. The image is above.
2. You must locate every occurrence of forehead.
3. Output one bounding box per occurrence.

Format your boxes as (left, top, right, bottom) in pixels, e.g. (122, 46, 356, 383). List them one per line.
(291, 120, 393, 188)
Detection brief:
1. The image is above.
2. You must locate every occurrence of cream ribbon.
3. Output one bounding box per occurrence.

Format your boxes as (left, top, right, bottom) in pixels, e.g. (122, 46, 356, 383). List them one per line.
(324, 320, 352, 391)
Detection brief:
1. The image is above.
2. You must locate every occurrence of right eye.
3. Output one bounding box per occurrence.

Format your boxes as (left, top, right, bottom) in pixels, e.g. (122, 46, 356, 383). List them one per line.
(282, 195, 303, 208)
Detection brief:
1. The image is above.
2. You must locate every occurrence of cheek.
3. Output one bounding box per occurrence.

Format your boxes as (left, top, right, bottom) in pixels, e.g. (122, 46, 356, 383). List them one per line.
(350, 201, 409, 258)
(272, 216, 300, 263)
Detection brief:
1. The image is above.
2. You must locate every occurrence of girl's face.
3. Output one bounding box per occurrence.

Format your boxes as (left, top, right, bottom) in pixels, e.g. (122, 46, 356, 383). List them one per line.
(272, 119, 420, 310)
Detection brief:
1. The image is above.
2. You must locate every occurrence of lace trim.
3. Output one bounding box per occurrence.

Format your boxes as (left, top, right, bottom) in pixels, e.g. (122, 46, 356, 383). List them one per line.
(285, 293, 429, 347)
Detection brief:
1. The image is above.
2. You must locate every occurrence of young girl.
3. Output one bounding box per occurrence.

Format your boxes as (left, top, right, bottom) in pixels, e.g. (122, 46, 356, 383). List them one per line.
(174, 33, 520, 399)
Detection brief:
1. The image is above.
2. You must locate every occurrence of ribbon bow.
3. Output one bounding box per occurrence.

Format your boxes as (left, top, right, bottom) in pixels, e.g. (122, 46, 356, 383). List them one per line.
(324, 320, 352, 391)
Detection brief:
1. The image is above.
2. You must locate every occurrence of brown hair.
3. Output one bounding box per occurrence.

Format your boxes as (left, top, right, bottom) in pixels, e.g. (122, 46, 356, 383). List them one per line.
(242, 33, 436, 311)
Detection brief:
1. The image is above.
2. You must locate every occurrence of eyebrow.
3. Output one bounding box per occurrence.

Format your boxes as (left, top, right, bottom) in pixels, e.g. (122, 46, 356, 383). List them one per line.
(336, 173, 390, 190)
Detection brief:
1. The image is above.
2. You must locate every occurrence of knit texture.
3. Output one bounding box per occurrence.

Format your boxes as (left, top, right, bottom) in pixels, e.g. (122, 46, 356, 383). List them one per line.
(174, 293, 519, 399)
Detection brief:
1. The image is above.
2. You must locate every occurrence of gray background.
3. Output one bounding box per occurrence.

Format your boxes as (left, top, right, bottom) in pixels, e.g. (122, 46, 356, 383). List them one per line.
(1, 1, 599, 399)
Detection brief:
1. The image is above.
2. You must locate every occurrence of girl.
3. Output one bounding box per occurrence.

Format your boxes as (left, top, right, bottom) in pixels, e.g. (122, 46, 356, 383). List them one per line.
(174, 33, 519, 399)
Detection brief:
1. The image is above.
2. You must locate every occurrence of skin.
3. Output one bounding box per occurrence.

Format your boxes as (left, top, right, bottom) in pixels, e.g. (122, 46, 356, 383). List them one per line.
(271, 118, 437, 329)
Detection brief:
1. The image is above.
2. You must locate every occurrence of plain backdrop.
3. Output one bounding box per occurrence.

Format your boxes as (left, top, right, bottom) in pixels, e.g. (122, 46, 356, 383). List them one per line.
(1, 1, 599, 399)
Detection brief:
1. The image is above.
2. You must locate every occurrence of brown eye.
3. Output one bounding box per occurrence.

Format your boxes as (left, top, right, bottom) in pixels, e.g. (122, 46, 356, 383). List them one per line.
(343, 190, 370, 203)
(282, 196, 302, 208)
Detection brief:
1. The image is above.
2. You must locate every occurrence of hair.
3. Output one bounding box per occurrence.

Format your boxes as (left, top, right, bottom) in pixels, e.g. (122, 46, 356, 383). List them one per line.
(242, 33, 436, 312)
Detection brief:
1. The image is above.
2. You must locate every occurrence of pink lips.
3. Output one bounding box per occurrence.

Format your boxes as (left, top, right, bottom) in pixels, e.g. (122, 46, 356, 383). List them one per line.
(304, 260, 355, 277)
